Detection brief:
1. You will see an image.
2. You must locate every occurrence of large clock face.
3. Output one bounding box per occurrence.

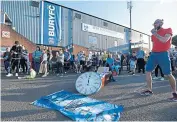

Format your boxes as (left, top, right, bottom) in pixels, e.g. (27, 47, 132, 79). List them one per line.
(75, 72, 102, 95)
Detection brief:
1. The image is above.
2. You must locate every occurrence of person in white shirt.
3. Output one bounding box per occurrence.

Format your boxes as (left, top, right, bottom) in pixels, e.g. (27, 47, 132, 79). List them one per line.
(75, 57, 80, 73)
(56, 50, 65, 77)
(39, 49, 48, 77)
(79, 51, 85, 73)
(88, 51, 92, 60)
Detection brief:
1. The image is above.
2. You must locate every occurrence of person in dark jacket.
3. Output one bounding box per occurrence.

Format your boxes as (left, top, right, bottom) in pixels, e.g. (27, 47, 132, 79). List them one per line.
(3, 47, 11, 75)
(70, 52, 75, 69)
(137, 47, 145, 73)
(92, 52, 98, 72)
(7, 41, 23, 77)
(47, 49, 53, 73)
(126, 52, 131, 71)
(64, 48, 71, 73)
(120, 53, 125, 71)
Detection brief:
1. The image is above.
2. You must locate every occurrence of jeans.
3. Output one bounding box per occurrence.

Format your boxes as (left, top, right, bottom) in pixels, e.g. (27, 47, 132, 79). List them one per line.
(20, 59, 28, 73)
(34, 61, 40, 73)
(137, 58, 145, 73)
(121, 60, 124, 71)
(127, 62, 130, 71)
(48, 60, 52, 72)
(56, 62, 64, 74)
(103, 60, 106, 66)
(11, 59, 20, 73)
(112, 65, 120, 73)
(4, 60, 10, 73)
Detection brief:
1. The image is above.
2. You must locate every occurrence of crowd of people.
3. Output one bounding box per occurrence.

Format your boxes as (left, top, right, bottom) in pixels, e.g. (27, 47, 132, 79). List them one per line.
(2, 19, 177, 101)
(3, 41, 177, 80)
(4, 41, 30, 77)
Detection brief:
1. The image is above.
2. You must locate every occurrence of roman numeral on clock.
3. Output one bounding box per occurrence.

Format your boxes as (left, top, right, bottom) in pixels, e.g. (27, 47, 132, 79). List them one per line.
(77, 84, 82, 87)
(94, 82, 100, 84)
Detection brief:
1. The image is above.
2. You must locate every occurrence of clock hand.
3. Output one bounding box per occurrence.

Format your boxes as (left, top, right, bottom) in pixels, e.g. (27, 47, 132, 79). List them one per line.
(87, 74, 91, 85)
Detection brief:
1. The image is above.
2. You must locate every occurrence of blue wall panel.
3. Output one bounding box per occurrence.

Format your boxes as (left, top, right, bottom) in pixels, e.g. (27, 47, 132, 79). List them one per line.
(1, 1, 40, 44)
(68, 9, 73, 45)
(0, 13, 5, 23)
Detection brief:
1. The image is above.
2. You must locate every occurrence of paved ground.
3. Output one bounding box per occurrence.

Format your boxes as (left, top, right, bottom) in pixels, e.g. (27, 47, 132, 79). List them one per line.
(1, 71, 177, 121)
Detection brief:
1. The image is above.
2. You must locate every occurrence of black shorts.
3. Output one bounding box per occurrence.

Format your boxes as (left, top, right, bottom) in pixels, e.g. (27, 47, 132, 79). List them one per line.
(80, 60, 85, 65)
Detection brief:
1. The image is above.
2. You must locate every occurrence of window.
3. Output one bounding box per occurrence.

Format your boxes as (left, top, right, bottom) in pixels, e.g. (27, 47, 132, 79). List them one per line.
(75, 13, 81, 19)
(30, 1, 39, 8)
(88, 36, 97, 44)
(103, 22, 108, 27)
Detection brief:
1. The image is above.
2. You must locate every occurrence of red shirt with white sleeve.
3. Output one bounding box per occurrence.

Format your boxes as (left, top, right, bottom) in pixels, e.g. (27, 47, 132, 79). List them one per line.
(151, 28, 173, 52)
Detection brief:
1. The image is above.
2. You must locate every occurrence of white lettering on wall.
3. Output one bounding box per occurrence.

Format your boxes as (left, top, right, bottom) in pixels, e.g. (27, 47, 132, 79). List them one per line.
(2, 31, 10, 38)
(48, 5, 55, 37)
(82, 23, 124, 40)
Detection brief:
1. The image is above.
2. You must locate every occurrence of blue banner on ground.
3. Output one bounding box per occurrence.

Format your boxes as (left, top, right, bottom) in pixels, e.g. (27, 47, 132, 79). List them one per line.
(32, 90, 123, 121)
(42, 2, 60, 46)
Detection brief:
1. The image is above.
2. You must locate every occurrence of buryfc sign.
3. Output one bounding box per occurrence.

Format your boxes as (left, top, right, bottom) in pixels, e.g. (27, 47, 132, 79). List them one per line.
(41, 2, 60, 46)
(2, 31, 10, 38)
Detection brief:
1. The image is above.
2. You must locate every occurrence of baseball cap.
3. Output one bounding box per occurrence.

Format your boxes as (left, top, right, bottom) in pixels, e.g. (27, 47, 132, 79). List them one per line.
(153, 19, 164, 26)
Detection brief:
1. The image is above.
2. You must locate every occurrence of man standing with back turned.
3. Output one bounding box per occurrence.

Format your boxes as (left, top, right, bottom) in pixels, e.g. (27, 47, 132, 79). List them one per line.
(140, 19, 177, 101)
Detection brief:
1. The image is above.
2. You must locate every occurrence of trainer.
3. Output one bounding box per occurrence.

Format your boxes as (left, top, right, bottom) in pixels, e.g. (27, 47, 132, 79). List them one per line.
(140, 19, 177, 101)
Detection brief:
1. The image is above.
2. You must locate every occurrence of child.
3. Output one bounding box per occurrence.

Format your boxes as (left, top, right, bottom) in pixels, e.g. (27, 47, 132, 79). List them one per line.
(106, 54, 114, 69)
(129, 52, 137, 75)
(18, 68, 36, 79)
(112, 57, 121, 75)
(106, 54, 116, 82)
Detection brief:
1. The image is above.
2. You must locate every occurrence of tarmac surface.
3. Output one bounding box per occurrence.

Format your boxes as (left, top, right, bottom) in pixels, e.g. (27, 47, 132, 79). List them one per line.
(1, 71, 177, 121)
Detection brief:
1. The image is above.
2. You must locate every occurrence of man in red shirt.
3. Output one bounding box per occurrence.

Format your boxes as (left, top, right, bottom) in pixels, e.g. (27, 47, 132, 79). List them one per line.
(140, 19, 177, 101)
